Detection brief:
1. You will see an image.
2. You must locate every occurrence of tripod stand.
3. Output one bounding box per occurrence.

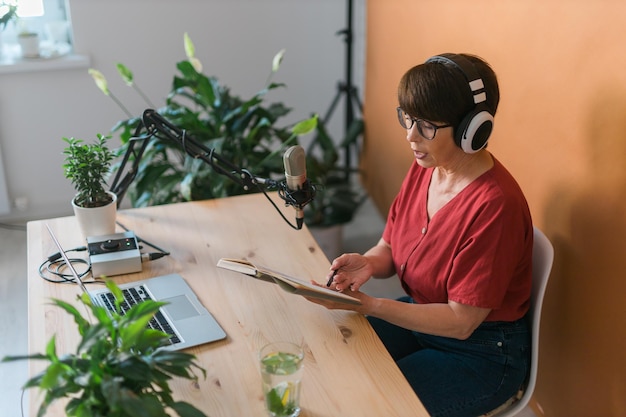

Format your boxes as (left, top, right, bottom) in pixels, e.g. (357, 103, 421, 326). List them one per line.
(321, 0, 363, 181)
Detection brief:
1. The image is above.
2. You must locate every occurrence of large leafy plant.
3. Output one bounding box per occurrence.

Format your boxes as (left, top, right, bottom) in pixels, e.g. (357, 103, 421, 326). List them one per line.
(91, 33, 365, 226)
(91, 34, 303, 207)
(2, 280, 207, 417)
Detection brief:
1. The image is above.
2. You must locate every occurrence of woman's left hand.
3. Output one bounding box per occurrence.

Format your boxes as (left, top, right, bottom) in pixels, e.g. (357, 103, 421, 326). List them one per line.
(304, 281, 372, 313)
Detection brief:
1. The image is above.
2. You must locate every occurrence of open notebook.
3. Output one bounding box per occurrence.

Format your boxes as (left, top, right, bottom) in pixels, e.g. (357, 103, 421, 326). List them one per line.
(45, 224, 226, 350)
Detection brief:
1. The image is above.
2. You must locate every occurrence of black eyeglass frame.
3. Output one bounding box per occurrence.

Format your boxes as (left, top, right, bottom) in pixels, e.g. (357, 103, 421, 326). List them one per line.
(396, 107, 452, 140)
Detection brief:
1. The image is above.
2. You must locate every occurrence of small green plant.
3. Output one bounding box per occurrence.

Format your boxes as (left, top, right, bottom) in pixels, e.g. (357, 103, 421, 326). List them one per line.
(62, 134, 114, 208)
(2, 280, 207, 417)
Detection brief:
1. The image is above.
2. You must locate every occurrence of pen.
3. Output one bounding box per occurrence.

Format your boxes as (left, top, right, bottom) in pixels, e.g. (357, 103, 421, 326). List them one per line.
(326, 269, 338, 287)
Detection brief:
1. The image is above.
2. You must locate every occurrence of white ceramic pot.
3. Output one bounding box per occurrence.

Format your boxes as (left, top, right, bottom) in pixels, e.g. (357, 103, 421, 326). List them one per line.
(72, 191, 117, 239)
(18, 33, 40, 58)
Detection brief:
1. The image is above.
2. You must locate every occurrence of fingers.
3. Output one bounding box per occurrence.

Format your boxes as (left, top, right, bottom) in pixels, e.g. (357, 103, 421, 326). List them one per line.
(326, 253, 369, 292)
(327, 269, 362, 292)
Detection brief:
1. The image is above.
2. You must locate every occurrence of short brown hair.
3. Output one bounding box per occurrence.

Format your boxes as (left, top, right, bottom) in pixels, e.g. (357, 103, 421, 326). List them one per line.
(397, 53, 500, 130)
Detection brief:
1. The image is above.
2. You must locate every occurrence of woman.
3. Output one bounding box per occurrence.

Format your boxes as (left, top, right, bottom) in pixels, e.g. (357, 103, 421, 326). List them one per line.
(308, 53, 533, 417)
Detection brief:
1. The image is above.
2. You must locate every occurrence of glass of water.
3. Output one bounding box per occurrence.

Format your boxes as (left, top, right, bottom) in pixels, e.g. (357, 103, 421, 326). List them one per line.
(259, 341, 304, 417)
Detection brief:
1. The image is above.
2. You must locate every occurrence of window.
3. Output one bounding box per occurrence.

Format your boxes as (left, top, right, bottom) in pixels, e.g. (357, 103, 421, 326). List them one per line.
(16, 0, 45, 17)
(1, 0, 72, 61)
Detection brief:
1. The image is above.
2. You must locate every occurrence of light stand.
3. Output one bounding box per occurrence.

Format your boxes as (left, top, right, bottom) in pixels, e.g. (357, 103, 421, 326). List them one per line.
(321, 0, 363, 180)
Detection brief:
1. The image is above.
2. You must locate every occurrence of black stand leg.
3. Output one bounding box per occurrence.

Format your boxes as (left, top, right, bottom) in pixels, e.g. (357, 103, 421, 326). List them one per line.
(321, 0, 363, 181)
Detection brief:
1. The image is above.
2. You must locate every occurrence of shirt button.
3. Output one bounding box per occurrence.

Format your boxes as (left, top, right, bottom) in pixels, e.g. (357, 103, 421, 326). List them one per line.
(400, 264, 405, 271)
(421, 227, 427, 234)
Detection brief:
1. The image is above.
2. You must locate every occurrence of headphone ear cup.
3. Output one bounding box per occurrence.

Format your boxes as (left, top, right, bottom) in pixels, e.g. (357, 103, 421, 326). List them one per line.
(455, 108, 494, 153)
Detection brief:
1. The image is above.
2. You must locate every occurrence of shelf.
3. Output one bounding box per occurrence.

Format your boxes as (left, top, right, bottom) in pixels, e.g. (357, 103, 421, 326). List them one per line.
(0, 43, 90, 75)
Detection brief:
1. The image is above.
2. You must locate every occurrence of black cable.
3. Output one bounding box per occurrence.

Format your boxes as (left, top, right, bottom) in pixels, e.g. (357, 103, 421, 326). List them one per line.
(259, 182, 305, 230)
(39, 224, 170, 286)
(37, 246, 103, 284)
(115, 221, 170, 255)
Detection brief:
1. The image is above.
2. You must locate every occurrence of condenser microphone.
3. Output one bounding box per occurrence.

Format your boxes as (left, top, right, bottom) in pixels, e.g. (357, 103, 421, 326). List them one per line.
(283, 145, 313, 229)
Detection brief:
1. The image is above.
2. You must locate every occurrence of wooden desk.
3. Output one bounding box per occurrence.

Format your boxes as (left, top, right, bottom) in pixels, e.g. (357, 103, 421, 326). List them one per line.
(26, 193, 428, 417)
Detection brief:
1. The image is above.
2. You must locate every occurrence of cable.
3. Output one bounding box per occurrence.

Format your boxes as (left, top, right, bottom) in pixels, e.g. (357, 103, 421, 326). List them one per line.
(39, 224, 170, 285)
(20, 387, 25, 417)
(115, 221, 170, 256)
(37, 246, 103, 285)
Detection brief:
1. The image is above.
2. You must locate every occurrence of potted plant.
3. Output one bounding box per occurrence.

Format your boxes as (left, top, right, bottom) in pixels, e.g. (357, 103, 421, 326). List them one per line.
(62, 134, 117, 238)
(303, 116, 367, 258)
(2, 280, 208, 417)
(17, 28, 40, 58)
(304, 118, 365, 227)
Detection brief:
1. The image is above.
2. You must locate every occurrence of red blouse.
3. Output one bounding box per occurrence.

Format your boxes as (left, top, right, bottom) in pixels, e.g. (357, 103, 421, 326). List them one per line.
(382, 156, 533, 322)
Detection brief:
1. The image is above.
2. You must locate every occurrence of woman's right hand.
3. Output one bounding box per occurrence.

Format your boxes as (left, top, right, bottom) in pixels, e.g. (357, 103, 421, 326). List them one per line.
(326, 253, 374, 292)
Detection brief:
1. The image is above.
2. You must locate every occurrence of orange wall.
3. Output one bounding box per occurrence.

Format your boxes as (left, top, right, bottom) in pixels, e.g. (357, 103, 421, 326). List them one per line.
(363, 1, 626, 416)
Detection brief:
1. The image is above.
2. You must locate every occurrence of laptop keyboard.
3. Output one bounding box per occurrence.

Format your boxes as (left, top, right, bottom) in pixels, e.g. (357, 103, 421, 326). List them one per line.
(98, 285, 181, 345)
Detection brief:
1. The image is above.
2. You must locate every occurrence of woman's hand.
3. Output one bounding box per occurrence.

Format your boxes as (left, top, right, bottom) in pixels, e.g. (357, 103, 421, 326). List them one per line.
(325, 253, 374, 292)
(305, 281, 373, 313)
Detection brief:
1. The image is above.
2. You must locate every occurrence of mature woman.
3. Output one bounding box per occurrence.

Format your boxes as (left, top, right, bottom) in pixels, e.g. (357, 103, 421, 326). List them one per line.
(308, 53, 533, 417)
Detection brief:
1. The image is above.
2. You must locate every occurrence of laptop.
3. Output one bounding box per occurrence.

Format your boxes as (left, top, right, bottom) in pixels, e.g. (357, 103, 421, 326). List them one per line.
(45, 224, 226, 351)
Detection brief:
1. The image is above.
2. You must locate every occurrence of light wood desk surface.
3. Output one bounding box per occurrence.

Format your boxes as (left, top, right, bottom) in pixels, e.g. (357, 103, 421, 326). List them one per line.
(26, 193, 428, 417)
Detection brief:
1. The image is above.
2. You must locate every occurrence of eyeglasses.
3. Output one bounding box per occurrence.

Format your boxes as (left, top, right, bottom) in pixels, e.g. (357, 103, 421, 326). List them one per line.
(396, 107, 451, 140)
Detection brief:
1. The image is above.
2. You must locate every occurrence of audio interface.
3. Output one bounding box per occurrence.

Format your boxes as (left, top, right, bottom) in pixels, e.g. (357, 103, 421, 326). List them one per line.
(87, 231, 142, 277)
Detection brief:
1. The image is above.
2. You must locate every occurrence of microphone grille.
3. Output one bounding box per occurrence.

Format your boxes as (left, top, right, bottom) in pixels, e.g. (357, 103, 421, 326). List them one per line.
(283, 145, 306, 176)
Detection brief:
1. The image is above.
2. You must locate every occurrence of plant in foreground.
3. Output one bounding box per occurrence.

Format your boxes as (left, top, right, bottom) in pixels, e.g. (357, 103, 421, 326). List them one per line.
(2, 280, 207, 417)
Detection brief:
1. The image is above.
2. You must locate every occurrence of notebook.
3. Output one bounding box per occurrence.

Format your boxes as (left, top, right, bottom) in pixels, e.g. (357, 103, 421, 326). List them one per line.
(45, 224, 226, 351)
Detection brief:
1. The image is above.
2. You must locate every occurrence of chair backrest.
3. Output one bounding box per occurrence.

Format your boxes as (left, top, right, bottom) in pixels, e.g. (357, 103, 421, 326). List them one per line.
(491, 226, 554, 417)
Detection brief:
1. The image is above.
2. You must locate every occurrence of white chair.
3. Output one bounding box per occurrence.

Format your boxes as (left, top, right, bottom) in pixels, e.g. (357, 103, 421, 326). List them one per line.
(486, 227, 554, 417)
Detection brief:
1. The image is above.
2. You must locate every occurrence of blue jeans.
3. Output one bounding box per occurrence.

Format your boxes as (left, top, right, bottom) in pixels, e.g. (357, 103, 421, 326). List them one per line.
(367, 297, 530, 417)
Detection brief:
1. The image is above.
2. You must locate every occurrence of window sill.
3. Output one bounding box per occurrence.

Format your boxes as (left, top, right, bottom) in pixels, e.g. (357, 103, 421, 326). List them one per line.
(0, 44, 90, 75)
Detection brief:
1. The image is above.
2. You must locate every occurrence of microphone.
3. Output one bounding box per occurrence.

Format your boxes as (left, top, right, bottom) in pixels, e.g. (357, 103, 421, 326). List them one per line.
(283, 145, 314, 229)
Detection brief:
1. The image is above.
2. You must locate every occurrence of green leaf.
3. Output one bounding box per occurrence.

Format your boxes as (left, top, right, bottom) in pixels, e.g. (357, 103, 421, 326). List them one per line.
(105, 279, 124, 312)
(116, 63, 134, 86)
(170, 401, 208, 417)
(50, 298, 91, 335)
(292, 114, 318, 136)
(44, 334, 58, 361)
(272, 49, 286, 73)
(1, 353, 49, 363)
(40, 361, 69, 390)
(88, 69, 109, 95)
(120, 393, 168, 417)
(184, 32, 195, 59)
(76, 322, 110, 354)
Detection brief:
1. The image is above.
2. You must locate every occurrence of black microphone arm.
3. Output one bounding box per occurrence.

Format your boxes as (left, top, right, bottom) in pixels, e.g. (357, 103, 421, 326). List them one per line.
(110, 109, 315, 230)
